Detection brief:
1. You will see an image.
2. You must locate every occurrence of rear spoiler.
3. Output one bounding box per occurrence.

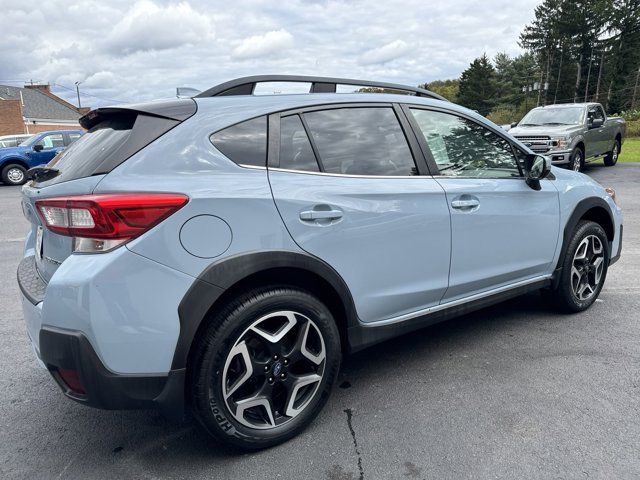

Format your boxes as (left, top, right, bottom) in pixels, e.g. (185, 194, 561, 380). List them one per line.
(80, 98, 197, 130)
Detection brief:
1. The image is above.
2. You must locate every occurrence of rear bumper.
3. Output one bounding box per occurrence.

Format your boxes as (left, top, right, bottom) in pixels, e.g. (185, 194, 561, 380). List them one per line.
(39, 327, 186, 417)
(17, 248, 195, 417)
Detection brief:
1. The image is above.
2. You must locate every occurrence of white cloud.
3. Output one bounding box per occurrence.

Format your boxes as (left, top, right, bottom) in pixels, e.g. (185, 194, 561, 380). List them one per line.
(360, 40, 412, 65)
(232, 29, 294, 60)
(106, 1, 214, 54)
(0, 0, 540, 107)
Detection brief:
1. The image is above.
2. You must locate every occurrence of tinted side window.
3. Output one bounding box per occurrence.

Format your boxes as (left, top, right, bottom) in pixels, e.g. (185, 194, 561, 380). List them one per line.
(409, 109, 520, 178)
(303, 108, 416, 176)
(211, 116, 267, 167)
(68, 133, 82, 144)
(279, 115, 319, 172)
(39, 133, 64, 149)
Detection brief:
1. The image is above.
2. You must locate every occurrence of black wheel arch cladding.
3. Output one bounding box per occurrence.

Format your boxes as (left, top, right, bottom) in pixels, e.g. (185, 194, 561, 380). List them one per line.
(172, 250, 359, 371)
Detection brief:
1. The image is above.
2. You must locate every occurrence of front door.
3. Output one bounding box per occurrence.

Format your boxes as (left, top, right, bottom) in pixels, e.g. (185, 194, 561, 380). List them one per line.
(268, 106, 452, 323)
(31, 132, 65, 165)
(406, 107, 560, 302)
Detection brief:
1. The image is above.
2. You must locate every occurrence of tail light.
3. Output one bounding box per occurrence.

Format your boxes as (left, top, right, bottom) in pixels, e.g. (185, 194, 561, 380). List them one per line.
(35, 193, 189, 253)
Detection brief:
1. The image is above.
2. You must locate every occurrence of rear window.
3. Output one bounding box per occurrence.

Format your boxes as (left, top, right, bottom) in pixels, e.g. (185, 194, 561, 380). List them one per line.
(46, 116, 135, 183)
(34, 113, 180, 187)
(211, 116, 267, 167)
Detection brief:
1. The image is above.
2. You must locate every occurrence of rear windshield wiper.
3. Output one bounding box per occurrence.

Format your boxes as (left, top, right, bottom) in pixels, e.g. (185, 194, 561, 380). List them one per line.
(26, 166, 60, 182)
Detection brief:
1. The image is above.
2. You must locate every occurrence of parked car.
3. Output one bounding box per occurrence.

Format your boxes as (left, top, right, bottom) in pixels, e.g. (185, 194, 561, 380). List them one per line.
(18, 76, 622, 450)
(0, 133, 33, 148)
(509, 103, 626, 171)
(0, 129, 83, 185)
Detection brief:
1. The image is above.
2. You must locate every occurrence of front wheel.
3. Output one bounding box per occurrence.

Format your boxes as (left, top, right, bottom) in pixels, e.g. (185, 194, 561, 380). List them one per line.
(1, 163, 27, 186)
(604, 140, 620, 167)
(190, 287, 341, 449)
(551, 220, 609, 312)
(569, 148, 584, 172)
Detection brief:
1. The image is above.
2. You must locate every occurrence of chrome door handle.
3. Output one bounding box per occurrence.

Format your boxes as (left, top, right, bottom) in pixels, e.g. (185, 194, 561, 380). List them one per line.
(451, 199, 480, 209)
(299, 209, 343, 221)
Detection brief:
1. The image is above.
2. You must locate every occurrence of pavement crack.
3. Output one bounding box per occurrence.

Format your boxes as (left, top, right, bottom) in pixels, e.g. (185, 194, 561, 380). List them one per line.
(343, 408, 364, 480)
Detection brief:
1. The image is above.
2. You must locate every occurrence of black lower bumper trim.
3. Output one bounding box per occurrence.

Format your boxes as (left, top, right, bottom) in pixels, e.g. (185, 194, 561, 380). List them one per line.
(39, 327, 185, 418)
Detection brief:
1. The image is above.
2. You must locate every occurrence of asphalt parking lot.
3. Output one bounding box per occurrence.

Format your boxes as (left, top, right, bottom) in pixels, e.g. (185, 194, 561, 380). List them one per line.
(1, 163, 639, 480)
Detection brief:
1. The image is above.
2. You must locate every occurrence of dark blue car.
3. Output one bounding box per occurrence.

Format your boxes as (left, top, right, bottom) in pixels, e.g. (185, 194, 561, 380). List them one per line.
(0, 129, 83, 185)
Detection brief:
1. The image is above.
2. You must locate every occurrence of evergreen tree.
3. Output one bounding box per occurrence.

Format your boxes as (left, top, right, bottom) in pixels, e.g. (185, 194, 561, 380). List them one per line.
(604, 0, 640, 112)
(457, 54, 498, 116)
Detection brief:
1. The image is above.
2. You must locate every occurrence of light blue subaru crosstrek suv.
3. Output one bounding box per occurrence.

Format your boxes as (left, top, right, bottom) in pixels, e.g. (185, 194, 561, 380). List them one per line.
(17, 76, 623, 449)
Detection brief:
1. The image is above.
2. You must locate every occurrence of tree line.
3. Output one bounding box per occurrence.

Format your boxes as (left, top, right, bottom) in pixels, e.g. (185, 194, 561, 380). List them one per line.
(424, 0, 640, 123)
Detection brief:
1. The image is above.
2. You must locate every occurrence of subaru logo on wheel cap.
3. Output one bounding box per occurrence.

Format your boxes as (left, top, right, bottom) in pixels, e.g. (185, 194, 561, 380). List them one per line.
(272, 362, 283, 376)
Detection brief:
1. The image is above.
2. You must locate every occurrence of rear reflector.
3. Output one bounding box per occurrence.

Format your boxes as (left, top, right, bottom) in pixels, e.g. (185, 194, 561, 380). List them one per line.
(35, 193, 188, 252)
(57, 368, 86, 395)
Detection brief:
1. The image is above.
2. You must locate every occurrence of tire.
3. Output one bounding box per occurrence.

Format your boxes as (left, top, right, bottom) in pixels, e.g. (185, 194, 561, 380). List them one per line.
(551, 220, 609, 313)
(603, 139, 620, 167)
(190, 287, 341, 450)
(1, 163, 27, 186)
(569, 147, 584, 172)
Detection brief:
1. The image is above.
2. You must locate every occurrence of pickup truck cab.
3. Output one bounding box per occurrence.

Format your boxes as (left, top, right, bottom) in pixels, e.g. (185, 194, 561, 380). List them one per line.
(0, 129, 83, 186)
(510, 103, 626, 172)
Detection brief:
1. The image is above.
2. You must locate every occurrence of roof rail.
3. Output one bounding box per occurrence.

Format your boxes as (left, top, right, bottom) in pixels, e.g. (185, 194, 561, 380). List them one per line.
(195, 75, 448, 101)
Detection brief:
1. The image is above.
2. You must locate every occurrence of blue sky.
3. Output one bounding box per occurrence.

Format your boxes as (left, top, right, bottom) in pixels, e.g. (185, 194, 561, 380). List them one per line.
(0, 0, 539, 107)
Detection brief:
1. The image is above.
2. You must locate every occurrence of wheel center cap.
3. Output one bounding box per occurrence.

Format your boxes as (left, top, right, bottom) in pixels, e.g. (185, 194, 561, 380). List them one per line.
(272, 362, 283, 376)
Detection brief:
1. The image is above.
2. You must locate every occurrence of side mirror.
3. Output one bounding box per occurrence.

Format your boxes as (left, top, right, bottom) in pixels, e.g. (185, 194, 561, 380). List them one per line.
(33, 144, 44, 152)
(590, 118, 604, 129)
(524, 154, 551, 190)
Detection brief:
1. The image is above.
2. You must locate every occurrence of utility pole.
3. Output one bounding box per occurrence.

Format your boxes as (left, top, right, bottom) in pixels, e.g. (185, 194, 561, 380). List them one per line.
(554, 46, 564, 104)
(584, 47, 593, 102)
(633, 67, 640, 110)
(574, 54, 582, 103)
(595, 49, 605, 103)
(543, 50, 551, 106)
(537, 62, 544, 107)
(75, 81, 82, 109)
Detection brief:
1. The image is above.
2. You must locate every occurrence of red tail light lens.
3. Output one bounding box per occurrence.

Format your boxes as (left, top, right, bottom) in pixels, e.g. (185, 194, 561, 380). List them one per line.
(36, 193, 188, 252)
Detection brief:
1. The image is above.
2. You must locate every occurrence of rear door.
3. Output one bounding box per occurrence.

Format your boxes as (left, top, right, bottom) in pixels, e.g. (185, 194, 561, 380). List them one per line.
(405, 106, 560, 302)
(268, 104, 451, 323)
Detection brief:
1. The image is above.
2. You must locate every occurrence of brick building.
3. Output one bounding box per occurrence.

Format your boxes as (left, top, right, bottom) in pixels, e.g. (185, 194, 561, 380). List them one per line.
(0, 84, 89, 136)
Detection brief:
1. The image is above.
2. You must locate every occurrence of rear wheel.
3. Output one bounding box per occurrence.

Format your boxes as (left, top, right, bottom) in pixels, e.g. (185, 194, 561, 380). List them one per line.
(1, 163, 27, 186)
(551, 220, 609, 312)
(569, 148, 584, 172)
(604, 139, 620, 167)
(190, 287, 341, 449)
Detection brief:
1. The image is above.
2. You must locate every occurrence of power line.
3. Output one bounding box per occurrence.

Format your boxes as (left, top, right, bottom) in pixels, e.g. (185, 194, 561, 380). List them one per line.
(51, 83, 132, 104)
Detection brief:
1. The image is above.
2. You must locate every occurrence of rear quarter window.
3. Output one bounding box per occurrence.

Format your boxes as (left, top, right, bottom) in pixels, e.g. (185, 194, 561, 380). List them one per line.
(210, 116, 267, 167)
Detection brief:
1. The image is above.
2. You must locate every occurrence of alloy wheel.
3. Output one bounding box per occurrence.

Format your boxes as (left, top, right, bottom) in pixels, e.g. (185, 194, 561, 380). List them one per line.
(612, 144, 619, 162)
(7, 167, 24, 184)
(222, 310, 326, 430)
(572, 151, 582, 171)
(571, 235, 605, 301)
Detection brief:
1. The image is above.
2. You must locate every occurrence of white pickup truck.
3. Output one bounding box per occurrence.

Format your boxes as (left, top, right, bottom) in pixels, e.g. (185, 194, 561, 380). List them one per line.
(509, 102, 626, 172)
